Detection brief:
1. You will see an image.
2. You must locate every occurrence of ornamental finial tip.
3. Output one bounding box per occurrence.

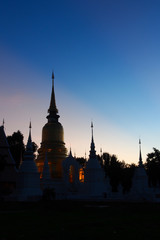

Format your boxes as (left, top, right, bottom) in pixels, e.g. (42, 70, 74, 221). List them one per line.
(52, 71, 54, 80)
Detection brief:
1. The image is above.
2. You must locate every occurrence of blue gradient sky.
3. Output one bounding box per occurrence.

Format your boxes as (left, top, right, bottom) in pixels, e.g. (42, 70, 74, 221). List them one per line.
(1, 0, 160, 163)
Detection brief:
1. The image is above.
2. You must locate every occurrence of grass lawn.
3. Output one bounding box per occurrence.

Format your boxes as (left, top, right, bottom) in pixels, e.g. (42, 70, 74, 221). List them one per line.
(0, 201, 160, 240)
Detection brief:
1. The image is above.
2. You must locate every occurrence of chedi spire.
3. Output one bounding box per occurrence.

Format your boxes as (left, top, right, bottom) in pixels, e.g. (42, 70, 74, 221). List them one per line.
(89, 122, 96, 158)
(26, 121, 33, 153)
(47, 72, 59, 122)
(139, 139, 143, 167)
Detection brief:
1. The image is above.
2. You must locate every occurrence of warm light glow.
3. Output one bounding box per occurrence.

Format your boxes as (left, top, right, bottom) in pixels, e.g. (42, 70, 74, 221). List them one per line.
(48, 149, 52, 152)
(69, 165, 75, 183)
(36, 162, 44, 177)
(79, 168, 84, 183)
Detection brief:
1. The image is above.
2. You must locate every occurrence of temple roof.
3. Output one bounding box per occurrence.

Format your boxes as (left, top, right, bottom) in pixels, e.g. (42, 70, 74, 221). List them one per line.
(0, 126, 17, 182)
(86, 122, 101, 169)
(0, 126, 16, 165)
(63, 149, 80, 169)
(0, 126, 9, 148)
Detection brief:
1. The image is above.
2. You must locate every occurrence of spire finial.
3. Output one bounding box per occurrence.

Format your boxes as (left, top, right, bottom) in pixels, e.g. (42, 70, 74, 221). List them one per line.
(85, 149, 86, 160)
(2, 118, 5, 127)
(89, 121, 96, 158)
(52, 71, 54, 80)
(26, 121, 33, 153)
(52, 71, 54, 88)
(91, 121, 93, 140)
(29, 120, 32, 139)
(100, 147, 103, 157)
(69, 147, 72, 156)
(139, 138, 143, 167)
(91, 121, 93, 129)
(47, 72, 59, 121)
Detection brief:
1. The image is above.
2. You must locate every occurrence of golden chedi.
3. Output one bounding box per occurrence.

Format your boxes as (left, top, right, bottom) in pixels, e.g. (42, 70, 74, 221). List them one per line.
(36, 73, 67, 179)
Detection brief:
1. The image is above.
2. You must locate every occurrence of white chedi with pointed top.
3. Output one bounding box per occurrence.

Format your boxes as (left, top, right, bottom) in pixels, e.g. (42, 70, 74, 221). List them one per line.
(129, 140, 153, 202)
(84, 122, 105, 197)
(16, 123, 42, 201)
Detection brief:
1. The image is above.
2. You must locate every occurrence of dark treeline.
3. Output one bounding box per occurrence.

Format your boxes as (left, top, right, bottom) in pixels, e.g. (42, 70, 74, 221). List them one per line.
(6, 131, 38, 169)
(1, 130, 160, 192)
(77, 154, 135, 193)
(102, 153, 135, 193)
(77, 149, 160, 192)
(146, 148, 160, 187)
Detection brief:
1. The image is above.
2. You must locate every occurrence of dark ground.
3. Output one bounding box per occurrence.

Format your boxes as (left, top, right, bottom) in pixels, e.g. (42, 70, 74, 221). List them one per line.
(0, 201, 160, 240)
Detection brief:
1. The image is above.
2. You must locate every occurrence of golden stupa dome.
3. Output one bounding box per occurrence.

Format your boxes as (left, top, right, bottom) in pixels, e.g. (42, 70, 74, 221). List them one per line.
(42, 121, 64, 143)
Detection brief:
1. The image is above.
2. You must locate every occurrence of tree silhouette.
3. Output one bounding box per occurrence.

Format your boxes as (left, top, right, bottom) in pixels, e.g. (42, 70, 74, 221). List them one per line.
(146, 148, 160, 187)
(7, 131, 25, 169)
(121, 163, 135, 193)
(7, 131, 38, 169)
(103, 152, 135, 192)
(103, 153, 123, 191)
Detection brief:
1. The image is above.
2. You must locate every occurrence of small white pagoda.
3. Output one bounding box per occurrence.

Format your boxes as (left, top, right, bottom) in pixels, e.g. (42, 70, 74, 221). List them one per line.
(128, 140, 153, 202)
(16, 123, 42, 201)
(84, 122, 106, 198)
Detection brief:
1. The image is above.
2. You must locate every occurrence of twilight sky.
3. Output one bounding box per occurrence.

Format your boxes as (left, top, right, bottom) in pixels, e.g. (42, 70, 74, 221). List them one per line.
(1, 0, 160, 164)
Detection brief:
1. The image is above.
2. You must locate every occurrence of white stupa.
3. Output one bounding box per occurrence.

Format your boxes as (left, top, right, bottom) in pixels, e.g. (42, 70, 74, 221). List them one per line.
(16, 122, 42, 201)
(84, 122, 105, 198)
(129, 140, 153, 202)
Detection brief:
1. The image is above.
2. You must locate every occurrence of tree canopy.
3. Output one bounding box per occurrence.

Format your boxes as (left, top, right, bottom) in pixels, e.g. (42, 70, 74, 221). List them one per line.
(103, 153, 135, 192)
(146, 148, 160, 187)
(7, 131, 38, 169)
(7, 131, 25, 169)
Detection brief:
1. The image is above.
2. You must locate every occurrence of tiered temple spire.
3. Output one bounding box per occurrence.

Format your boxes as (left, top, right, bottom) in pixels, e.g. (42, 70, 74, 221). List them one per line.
(26, 121, 33, 154)
(139, 139, 143, 167)
(89, 122, 96, 158)
(47, 72, 59, 122)
(2, 119, 5, 127)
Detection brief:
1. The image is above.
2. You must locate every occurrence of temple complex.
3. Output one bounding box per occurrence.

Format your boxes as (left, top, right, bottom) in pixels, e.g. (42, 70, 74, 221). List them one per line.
(1, 73, 160, 202)
(36, 73, 67, 179)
